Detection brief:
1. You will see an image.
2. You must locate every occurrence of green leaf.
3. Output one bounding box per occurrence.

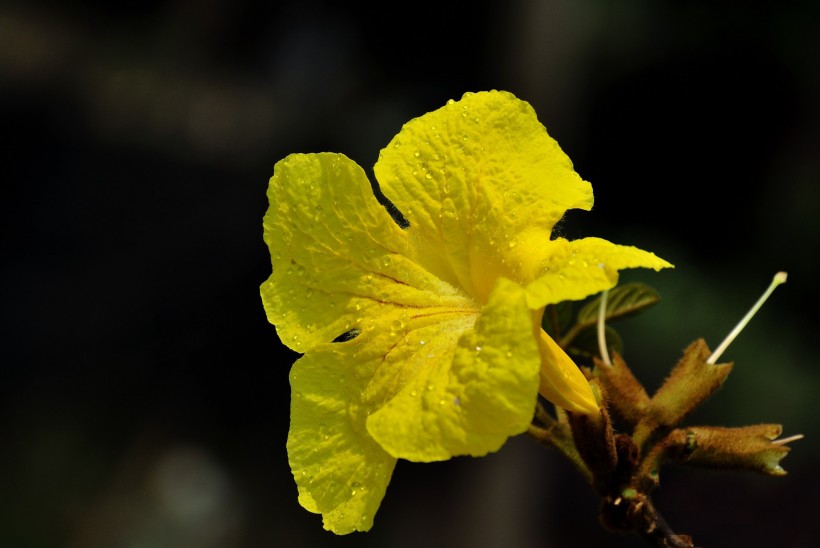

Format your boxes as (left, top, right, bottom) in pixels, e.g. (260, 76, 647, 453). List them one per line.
(559, 283, 660, 348)
(542, 301, 575, 339)
(577, 282, 661, 326)
(569, 325, 623, 363)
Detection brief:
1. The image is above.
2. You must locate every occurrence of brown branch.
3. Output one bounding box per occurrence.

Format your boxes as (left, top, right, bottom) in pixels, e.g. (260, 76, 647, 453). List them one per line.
(601, 492, 694, 548)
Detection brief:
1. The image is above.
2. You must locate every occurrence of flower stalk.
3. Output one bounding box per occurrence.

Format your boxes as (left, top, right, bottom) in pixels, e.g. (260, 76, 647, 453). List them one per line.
(528, 272, 800, 547)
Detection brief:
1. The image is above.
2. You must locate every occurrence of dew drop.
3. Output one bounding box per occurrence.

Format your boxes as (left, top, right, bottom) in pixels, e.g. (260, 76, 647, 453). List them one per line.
(508, 238, 518, 248)
(382, 256, 392, 267)
(440, 206, 456, 219)
(446, 98, 455, 105)
(390, 319, 404, 332)
(304, 288, 313, 298)
(410, 390, 418, 397)
(419, 340, 426, 346)
(414, 150, 420, 158)
(426, 383, 435, 392)
(425, 172, 433, 179)
(475, 346, 482, 353)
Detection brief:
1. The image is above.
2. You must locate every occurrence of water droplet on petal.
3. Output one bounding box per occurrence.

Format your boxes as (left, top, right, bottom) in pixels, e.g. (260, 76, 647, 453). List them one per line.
(304, 288, 313, 298)
(508, 238, 518, 248)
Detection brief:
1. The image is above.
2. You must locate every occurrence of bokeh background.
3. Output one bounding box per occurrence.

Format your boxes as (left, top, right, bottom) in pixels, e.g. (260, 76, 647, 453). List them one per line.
(3, 1, 819, 546)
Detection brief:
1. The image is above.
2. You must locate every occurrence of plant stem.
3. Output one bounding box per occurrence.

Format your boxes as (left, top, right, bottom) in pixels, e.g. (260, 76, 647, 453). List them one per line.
(602, 492, 694, 548)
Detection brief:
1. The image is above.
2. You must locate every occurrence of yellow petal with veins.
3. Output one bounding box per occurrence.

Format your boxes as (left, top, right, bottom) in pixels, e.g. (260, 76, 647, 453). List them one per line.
(366, 278, 541, 461)
(374, 90, 594, 304)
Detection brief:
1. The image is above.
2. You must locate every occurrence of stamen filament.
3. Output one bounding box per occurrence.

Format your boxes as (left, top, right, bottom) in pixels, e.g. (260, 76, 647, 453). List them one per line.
(598, 289, 612, 366)
(772, 434, 804, 446)
(707, 272, 788, 365)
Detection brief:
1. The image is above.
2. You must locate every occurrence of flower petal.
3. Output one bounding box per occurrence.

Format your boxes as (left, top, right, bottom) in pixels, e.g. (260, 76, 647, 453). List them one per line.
(288, 333, 399, 534)
(523, 237, 673, 309)
(262, 153, 474, 353)
(536, 328, 599, 415)
(374, 90, 593, 303)
(365, 278, 541, 461)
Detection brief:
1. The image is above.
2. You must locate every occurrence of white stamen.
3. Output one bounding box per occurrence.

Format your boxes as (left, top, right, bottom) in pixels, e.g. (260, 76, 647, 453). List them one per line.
(598, 289, 612, 366)
(772, 434, 804, 446)
(707, 272, 788, 364)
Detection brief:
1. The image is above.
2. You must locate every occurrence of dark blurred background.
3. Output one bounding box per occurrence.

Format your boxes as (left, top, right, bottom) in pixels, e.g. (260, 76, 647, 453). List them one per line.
(2, 1, 819, 546)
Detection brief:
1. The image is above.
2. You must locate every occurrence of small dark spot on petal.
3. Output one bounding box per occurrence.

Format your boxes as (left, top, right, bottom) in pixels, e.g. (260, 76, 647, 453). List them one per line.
(332, 328, 361, 343)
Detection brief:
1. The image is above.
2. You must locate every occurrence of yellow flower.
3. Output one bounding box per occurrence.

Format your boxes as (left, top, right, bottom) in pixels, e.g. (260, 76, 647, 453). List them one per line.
(261, 90, 671, 533)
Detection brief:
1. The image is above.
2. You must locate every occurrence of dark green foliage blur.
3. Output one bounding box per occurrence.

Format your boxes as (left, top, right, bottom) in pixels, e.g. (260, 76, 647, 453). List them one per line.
(2, 1, 818, 546)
